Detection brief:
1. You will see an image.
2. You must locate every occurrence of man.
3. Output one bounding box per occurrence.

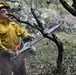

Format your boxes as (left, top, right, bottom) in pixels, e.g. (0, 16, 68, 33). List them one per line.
(0, 2, 31, 75)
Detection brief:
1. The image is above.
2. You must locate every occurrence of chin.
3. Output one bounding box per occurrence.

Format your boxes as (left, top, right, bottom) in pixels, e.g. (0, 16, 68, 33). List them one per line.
(3, 17, 9, 20)
(5, 16, 9, 19)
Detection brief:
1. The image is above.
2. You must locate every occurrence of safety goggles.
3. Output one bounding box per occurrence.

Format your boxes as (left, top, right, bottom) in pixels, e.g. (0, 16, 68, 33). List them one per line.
(0, 9, 7, 14)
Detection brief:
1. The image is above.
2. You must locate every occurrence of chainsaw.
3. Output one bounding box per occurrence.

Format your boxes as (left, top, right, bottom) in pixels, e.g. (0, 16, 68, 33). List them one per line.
(11, 24, 61, 60)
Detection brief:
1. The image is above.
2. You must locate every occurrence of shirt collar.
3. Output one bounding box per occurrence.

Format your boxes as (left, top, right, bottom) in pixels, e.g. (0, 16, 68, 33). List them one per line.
(0, 19, 10, 25)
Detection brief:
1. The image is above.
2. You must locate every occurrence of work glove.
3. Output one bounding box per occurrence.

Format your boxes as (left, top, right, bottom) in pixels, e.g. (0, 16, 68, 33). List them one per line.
(9, 51, 17, 58)
(23, 36, 33, 43)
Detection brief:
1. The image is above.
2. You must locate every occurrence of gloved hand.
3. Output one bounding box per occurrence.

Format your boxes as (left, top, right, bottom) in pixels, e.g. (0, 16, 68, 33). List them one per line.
(23, 36, 33, 43)
(9, 51, 15, 55)
(9, 51, 16, 58)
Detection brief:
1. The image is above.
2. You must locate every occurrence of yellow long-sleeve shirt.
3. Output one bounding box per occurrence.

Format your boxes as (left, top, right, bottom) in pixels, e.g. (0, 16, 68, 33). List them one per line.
(0, 20, 30, 52)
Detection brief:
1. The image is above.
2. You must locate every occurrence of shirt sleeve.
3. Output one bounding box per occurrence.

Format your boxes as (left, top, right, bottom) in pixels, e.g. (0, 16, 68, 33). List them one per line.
(14, 23, 31, 38)
(0, 35, 7, 50)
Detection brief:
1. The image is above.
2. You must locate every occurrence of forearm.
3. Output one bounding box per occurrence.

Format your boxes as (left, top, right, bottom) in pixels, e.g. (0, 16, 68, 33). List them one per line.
(21, 29, 31, 38)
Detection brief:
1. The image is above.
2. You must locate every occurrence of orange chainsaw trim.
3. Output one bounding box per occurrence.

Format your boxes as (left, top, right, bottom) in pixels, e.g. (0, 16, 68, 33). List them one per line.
(15, 44, 20, 52)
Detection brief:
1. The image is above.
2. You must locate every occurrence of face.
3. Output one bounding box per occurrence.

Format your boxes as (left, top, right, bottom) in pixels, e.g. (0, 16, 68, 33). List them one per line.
(0, 8, 9, 20)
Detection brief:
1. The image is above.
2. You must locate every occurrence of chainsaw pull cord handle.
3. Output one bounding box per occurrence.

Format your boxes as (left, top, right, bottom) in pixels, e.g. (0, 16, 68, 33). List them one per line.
(18, 39, 25, 50)
(15, 39, 24, 51)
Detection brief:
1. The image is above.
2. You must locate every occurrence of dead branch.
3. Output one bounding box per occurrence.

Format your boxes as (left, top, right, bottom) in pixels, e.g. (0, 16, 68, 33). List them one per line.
(31, 0, 44, 30)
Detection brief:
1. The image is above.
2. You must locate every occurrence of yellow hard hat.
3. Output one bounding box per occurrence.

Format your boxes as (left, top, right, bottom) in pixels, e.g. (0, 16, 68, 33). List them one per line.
(0, 2, 10, 10)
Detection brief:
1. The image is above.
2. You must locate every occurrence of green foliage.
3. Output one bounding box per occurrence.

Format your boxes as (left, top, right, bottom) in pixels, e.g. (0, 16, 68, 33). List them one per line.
(57, 32, 76, 51)
(62, 51, 76, 75)
(30, 47, 57, 75)
(57, 32, 76, 75)
(44, 17, 50, 23)
(57, 5, 69, 14)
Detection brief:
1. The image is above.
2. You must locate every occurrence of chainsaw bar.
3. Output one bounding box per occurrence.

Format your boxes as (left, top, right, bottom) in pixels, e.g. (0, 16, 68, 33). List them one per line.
(17, 24, 61, 54)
